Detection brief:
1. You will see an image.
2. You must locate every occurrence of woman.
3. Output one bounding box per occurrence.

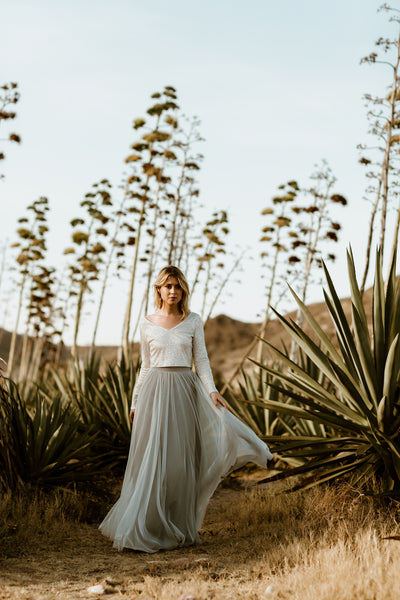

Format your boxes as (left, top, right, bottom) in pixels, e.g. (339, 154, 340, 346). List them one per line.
(99, 265, 273, 553)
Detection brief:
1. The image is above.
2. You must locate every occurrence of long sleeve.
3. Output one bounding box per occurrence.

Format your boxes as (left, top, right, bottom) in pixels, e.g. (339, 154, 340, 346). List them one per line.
(192, 315, 218, 395)
(131, 322, 151, 410)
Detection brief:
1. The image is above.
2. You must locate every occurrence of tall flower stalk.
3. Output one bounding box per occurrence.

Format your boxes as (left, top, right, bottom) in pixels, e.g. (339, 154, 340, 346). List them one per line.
(359, 4, 400, 292)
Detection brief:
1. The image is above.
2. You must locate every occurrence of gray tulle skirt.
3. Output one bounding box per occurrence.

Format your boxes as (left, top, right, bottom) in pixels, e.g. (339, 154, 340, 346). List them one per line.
(98, 367, 273, 553)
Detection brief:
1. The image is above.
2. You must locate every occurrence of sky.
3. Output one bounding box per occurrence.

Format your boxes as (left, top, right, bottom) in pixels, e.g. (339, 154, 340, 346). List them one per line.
(1, 0, 396, 345)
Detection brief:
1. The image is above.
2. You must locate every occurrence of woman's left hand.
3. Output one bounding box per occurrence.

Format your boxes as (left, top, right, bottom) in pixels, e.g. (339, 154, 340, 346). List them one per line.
(210, 391, 229, 409)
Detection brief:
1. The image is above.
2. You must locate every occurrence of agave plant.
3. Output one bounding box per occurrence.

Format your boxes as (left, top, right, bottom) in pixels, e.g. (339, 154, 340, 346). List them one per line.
(249, 249, 400, 493)
(228, 347, 338, 441)
(84, 355, 138, 470)
(50, 352, 103, 422)
(0, 381, 100, 490)
(227, 367, 285, 438)
(50, 352, 138, 470)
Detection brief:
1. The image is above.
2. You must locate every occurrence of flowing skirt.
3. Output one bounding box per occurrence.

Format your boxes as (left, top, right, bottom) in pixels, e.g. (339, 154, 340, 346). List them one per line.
(98, 367, 273, 553)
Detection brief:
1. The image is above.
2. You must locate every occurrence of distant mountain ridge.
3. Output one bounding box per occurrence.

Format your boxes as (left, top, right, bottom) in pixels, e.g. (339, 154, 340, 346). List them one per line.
(0, 285, 374, 382)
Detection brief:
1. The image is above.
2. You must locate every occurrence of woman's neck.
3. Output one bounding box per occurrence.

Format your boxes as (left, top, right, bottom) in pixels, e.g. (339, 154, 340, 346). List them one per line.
(158, 305, 182, 317)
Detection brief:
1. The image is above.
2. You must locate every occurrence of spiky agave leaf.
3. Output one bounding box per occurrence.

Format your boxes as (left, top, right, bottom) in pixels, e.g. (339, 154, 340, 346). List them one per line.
(226, 367, 280, 438)
(227, 345, 337, 450)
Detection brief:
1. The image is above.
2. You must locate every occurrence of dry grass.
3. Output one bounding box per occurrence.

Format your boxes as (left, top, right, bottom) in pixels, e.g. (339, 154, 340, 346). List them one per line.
(1, 470, 400, 600)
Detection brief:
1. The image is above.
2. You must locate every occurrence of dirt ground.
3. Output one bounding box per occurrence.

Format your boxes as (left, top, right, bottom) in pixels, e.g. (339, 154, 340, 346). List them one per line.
(0, 470, 278, 600)
(2, 467, 399, 600)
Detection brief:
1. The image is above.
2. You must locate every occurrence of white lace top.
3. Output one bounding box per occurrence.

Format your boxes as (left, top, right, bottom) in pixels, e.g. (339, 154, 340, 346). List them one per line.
(131, 311, 218, 409)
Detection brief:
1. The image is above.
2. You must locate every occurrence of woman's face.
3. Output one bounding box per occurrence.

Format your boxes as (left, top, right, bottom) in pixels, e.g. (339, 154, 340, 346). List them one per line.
(158, 276, 183, 308)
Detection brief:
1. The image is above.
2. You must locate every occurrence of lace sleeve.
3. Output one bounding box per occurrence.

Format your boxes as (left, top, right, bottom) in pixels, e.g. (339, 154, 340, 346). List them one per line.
(130, 322, 151, 409)
(192, 314, 218, 395)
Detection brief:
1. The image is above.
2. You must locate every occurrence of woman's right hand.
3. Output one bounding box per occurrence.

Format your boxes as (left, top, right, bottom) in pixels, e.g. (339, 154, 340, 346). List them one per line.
(129, 409, 135, 423)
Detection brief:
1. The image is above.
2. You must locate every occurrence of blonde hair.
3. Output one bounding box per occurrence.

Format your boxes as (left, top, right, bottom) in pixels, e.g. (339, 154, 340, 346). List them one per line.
(153, 265, 190, 319)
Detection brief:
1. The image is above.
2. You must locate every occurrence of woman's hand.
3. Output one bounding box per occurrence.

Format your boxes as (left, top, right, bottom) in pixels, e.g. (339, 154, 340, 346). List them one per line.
(210, 391, 228, 409)
(129, 409, 135, 423)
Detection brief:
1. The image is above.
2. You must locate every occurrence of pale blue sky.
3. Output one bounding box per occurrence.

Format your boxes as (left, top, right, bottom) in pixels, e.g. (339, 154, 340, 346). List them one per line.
(1, 0, 395, 344)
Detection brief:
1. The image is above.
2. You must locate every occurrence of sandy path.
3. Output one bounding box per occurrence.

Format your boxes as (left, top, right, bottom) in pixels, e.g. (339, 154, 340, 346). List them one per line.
(0, 472, 269, 600)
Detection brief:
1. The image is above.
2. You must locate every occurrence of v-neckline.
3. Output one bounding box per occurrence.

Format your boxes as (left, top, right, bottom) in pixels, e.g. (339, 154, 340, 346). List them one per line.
(144, 312, 192, 331)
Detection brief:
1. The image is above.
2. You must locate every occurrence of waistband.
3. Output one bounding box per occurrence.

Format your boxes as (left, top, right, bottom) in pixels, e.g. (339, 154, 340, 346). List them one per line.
(150, 366, 192, 373)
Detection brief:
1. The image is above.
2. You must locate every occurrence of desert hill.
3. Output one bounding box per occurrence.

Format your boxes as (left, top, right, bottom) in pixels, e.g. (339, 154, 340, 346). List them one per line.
(0, 285, 374, 384)
(204, 283, 373, 383)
